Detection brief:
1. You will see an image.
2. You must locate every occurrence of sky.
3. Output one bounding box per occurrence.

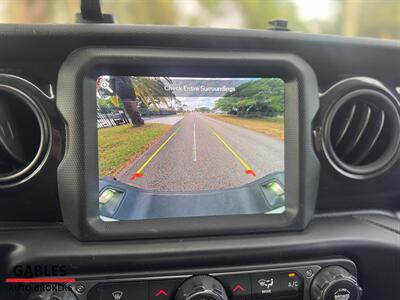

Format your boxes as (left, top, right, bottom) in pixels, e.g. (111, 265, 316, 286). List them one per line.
(177, 97, 219, 110)
(97, 76, 258, 110)
(293, 0, 336, 21)
(165, 77, 258, 110)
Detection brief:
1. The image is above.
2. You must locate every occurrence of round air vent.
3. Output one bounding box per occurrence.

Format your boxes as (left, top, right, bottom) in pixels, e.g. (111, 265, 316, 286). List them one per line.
(322, 88, 400, 179)
(0, 84, 49, 187)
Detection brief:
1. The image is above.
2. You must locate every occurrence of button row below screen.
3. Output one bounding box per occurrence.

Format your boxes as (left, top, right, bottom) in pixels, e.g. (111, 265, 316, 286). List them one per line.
(87, 271, 303, 300)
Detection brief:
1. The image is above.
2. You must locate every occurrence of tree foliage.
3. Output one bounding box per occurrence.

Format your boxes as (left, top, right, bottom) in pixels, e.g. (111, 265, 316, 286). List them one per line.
(97, 77, 176, 112)
(130, 77, 176, 112)
(97, 95, 124, 109)
(2, 0, 398, 40)
(195, 107, 211, 113)
(214, 78, 284, 116)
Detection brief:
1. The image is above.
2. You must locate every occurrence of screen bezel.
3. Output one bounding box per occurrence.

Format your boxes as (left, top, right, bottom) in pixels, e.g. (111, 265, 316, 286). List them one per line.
(57, 48, 319, 240)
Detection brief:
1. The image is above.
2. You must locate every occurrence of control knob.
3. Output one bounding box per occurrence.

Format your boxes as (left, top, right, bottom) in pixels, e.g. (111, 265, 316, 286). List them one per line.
(310, 266, 362, 300)
(175, 276, 228, 300)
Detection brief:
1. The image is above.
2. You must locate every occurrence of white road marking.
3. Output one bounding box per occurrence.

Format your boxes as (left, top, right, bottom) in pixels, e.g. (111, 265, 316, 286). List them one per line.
(193, 119, 197, 162)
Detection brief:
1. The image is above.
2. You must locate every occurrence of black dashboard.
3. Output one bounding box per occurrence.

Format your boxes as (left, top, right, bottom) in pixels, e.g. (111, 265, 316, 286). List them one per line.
(0, 24, 399, 300)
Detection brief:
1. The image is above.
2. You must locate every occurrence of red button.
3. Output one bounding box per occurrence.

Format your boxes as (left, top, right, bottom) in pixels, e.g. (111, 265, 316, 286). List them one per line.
(155, 289, 169, 297)
(149, 279, 184, 300)
(233, 284, 246, 293)
(217, 275, 251, 300)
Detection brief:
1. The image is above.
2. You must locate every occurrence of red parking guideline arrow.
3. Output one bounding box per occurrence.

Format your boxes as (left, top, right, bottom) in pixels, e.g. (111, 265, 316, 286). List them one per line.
(232, 284, 245, 292)
(245, 169, 256, 177)
(155, 290, 169, 297)
(130, 172, 144, 181)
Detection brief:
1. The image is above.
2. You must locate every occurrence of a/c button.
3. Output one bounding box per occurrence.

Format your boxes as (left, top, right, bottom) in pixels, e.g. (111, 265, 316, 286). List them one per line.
(279, 272, 303, 297)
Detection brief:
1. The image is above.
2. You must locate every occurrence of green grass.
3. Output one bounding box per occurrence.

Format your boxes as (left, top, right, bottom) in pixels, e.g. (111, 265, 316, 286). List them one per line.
(98, 123, 171, 177)
(208, 114, 284, 140)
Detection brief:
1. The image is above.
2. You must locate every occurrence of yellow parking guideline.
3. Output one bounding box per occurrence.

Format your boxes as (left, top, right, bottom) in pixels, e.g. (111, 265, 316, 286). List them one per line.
(211, 129, 256, 176)
(131, 126, 181, 180)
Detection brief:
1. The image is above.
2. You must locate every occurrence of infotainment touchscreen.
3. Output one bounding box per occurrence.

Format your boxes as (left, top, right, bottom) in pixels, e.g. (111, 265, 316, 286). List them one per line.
(97, 76, 285, 221)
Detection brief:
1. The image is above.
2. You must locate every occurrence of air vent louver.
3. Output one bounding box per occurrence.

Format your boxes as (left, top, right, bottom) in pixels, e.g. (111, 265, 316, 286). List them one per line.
(0, 85, 49, 187)
(323, 89, 400, 179)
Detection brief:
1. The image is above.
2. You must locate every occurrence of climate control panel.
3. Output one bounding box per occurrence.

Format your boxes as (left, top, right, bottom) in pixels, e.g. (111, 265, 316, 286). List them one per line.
(85, 273, 302, 300)
(64, 259, 361, 300)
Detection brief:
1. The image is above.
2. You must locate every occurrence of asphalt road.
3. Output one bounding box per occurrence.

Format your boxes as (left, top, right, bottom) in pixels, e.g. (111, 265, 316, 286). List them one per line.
(117, 113, 284, 192)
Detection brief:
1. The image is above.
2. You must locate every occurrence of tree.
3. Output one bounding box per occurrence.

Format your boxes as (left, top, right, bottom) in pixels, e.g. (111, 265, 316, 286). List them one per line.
(195, 107, 211, 113)
(130, 77, 175, 111)
(114, 77, 144, 127)
(347, 0, 400, 39)
(214, 78, 284, 116)
(2, 0, 398, 40)
(102, 0, 177, 25)
(112, 76, 177, 127)
(312, 0, 400, 39)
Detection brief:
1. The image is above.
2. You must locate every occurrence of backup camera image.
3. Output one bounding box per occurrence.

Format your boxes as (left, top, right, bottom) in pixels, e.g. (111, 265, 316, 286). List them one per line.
(97, 76, 285, 221)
